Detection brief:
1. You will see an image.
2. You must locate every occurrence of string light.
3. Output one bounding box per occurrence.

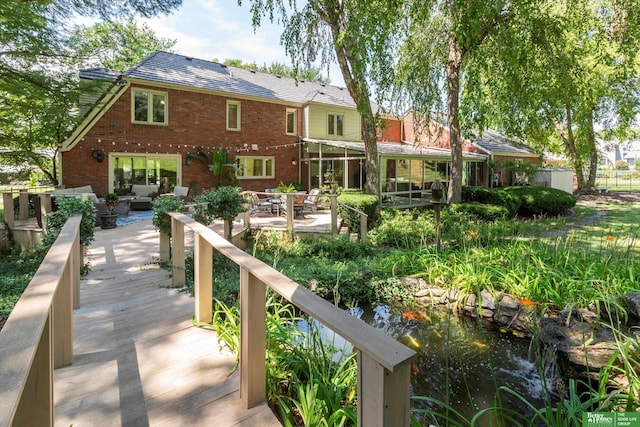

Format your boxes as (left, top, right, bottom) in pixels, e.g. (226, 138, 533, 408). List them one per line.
(81, 136, 308, 153)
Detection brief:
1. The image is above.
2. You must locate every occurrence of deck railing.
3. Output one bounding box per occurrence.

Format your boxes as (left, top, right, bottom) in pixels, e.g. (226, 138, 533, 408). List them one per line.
(0, 215, 81, 427)
(165, 212, 416, 427)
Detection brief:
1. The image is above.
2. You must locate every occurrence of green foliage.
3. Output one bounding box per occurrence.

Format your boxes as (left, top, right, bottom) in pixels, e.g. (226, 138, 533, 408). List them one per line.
(43, 196, 95, 247)
(448, 202, 509, 221)
(194, 186, 248, 223)
(67, 20, 176, 70)
(275, 181, 298, 193)
(1, 1, 181, 184)
(336, 191, 379, 232)
(0, 248, 47, 327)
(501, 159, 541, 185)
(461, 186, 521, 216)
(151, 195, 185, 236)
(368, 209, 435, 249)
(103, 193, 119, 214)
(207, 297, 357, 427)
(504, 186, 577, 217)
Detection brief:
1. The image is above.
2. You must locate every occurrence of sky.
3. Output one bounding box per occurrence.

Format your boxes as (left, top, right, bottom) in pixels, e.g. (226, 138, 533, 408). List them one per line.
(134, 0, 345, 87)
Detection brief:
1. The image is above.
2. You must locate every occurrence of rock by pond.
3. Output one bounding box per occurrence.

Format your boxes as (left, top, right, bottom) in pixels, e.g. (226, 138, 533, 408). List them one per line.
(406, 278, 640, 387)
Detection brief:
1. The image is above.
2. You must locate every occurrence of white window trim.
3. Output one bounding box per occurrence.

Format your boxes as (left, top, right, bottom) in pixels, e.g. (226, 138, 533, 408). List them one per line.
(286, 108, 297, 135)
(131, 88, 168, 125)
(327, 112, 344, 137)
(235, 156, 275, 179)
(226, 100, 241, 131)
(108, 153, 181, 193)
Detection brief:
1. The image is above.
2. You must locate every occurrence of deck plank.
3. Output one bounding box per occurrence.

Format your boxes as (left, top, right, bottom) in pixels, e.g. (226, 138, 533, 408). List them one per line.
(54, 219, 280, 426)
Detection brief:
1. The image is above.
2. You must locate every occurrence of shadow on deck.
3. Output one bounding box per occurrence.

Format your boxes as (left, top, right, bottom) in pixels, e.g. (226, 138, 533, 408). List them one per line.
(53, 220, 280, 426)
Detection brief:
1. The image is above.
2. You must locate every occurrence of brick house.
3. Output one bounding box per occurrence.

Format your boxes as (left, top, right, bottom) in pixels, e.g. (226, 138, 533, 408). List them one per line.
(61, 51, 538, 205)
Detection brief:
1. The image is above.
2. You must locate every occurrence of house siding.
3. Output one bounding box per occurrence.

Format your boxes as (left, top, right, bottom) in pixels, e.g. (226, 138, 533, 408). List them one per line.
(306, 103, 362, 141)
(62, 84, 302, 196)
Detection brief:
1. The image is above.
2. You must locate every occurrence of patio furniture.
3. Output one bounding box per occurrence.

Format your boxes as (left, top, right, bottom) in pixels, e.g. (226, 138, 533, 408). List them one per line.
(129, 184, 159, 210)
(161, 186, 190, 200)
(249, 192, 272, 216)
(303, 188, 322, 213)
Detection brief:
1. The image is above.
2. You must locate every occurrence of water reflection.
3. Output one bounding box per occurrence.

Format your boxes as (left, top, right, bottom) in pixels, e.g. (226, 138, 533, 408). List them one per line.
(298, 303, 549, 423)
(354, 304, 547, 423)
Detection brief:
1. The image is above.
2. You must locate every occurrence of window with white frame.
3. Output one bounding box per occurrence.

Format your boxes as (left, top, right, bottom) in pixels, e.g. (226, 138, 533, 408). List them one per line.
(328, 113, 344, 136)
(132, 89, 167, 125)
(226, 100, 241, 131)
(286, 108, 297, 135)
(235, 156, 274, 179)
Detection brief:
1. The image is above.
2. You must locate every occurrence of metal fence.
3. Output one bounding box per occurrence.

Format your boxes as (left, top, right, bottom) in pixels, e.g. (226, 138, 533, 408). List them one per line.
(595, 171, 640, 191)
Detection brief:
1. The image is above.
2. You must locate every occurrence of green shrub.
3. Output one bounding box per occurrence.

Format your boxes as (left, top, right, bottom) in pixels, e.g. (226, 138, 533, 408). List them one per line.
(504, 186, 576, 217)
(336, 191, 378, 232)
(461, 186, 521, 216)
(369, 209, 435, 249)
(152, 196, 185, 236)
(194, 186, 248, 225)
(43, 196, 95, 247)
(448, 202, 509, 221)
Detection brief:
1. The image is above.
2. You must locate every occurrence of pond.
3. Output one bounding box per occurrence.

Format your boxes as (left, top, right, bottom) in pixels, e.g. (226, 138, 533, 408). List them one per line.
(355, 304, 550, 424)
(301, 303, 551, 425)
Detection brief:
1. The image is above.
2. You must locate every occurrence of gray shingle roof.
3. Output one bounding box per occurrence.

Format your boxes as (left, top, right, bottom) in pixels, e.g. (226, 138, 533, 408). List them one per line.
(79, 68, 121, 80)
(471, 129, 538, 156)
(122, 51, 356, 108)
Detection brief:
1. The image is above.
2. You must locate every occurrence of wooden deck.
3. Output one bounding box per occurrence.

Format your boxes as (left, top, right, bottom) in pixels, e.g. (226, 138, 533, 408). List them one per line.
(53, 219, 281, 426)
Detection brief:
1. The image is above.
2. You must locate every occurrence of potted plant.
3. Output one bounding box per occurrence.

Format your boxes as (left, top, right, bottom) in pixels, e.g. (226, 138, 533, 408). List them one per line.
(100, 193, 119, 229)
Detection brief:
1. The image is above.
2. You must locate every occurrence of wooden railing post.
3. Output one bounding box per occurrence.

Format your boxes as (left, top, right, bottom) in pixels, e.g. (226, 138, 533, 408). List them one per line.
(240, 267, 266, 409)
(357, 351, 411, 427)
(171, 217, 186, 287)
(286, 193, 294, 234)
(360, 213, 368, 242)
(159, 232, 170, 263)
(18, 190, 29, 220)
(330, 195, 338, 234)
(13, 315, 53, 427)
(53, 253, 74, 369)
(72, 237, 80, 309)
(194, 234, 213, 323)
(3, 193, 14, 229)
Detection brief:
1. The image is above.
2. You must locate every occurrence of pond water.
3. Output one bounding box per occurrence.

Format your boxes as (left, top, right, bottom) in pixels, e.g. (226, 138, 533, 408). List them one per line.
(354, 304, 549, 424)
(301, 304, 551, 425)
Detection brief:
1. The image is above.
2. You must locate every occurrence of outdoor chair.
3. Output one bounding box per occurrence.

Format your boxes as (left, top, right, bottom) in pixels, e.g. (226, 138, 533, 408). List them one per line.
(162, 186, 190, 200)
(249, 192, 273, 216)
(303, 188, 322, 213)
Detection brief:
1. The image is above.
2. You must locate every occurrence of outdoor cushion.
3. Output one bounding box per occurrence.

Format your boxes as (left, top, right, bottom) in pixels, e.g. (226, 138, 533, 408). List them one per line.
(130, 184, 159, 198)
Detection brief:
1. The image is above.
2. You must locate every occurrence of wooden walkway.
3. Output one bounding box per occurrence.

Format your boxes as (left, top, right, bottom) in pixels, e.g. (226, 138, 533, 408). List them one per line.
(53, 219, 280, 426)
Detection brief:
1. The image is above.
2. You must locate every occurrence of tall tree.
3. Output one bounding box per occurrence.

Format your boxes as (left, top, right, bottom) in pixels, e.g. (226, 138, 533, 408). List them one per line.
(394, 0, 519, 203)
(241, 0, 402, 199)
(465, 0, 640, 189)
(0, 1, 182, 183)
(67, 20, 176, 71)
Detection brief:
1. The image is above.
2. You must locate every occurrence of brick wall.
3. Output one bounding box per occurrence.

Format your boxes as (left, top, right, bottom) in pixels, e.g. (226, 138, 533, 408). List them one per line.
(63, 84, 302, 196)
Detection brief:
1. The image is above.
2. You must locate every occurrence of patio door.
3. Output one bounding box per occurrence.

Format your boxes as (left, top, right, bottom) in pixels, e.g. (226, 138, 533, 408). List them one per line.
(110, 153, 181, 193)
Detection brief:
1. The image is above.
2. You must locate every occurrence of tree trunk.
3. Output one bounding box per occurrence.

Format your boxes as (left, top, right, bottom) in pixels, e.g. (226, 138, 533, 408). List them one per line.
(445, 41, 463, 204)
(558, 106, 586, 189)
(586, 108, 598, 188)
(316, 0, 380, 201)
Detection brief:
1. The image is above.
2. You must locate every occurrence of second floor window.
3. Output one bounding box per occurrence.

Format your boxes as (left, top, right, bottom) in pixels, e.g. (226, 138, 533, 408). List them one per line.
(328, 113, 344, 136)
(286, 108, 297, 135)
(132, 89, 167, 125)
(227, 100, 241, 131)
